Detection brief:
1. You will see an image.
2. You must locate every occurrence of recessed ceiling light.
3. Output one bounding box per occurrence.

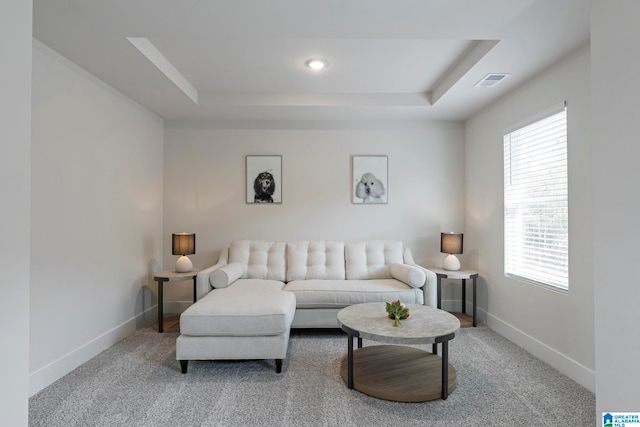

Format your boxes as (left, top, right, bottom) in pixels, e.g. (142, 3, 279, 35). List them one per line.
(306, 59, 328, 70)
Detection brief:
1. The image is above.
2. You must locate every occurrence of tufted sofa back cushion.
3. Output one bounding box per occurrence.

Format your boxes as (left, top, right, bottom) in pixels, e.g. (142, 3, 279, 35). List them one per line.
(345, 240, 404, 280)
(228, 240, 286, 282)
(286, 241, 346, 281)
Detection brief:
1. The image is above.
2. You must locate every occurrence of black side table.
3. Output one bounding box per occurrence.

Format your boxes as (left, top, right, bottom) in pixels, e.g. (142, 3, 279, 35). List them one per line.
(428, 267, 479, 327)
(153, 269, 200, 333)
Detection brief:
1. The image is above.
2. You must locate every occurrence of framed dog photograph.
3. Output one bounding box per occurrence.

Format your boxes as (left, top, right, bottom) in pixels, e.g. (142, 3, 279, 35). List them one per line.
(352, 155, 388, 204)
(246, 155, 282, 204)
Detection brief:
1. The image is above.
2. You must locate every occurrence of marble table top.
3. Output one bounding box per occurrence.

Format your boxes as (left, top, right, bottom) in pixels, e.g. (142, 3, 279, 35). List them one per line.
(337, 302, 460, 345)
(153, 269, 201, 281)
(427, 267, 478, 279)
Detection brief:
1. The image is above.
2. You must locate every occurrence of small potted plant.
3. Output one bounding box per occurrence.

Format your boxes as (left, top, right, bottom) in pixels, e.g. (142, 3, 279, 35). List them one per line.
(385, 300, 410, 326)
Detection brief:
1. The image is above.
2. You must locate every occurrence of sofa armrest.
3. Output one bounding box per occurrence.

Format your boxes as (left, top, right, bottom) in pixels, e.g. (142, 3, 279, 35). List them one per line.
(403, 247, 437, 307)
(195, 247, 229, 299)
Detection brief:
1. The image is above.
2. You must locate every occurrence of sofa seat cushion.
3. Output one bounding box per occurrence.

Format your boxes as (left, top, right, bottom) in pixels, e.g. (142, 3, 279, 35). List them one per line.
(180, 287, 295, 337)
(284, 279, 423, 308)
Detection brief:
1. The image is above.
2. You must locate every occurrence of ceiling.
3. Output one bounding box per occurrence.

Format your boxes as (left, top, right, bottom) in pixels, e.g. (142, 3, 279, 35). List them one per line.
(32, 0, 591, 124)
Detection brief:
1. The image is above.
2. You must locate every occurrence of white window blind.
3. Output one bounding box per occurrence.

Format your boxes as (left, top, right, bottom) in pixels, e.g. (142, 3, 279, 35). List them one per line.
(504, 106, 568, 290)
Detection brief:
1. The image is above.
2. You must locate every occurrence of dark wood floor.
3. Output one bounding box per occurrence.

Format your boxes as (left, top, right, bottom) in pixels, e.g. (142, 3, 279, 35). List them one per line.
(450, 311, 474, 328)
(153, 314, 180, 333)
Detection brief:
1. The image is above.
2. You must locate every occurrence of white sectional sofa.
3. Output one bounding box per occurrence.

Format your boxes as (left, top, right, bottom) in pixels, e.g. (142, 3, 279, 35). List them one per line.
(176, 240, 437, 373)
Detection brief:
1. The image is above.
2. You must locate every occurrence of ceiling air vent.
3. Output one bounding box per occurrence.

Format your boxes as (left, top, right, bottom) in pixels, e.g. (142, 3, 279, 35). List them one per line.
(474, 73, 510, 88)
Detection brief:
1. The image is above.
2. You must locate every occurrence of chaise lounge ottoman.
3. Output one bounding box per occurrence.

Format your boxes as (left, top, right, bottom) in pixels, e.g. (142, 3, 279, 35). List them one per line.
(176, 280, 296, 373)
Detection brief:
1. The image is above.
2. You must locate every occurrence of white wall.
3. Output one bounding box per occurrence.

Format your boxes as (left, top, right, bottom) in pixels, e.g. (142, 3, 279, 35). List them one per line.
(591, 2, 640, 421)
(29, 42, 164, 395)
(0, 1, 32, 425)
(465, 45, 594, 391)
(163, 122, 465, 303)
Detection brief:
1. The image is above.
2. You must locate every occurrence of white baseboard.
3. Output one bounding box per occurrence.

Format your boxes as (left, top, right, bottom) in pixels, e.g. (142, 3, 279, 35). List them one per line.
(28, 308, 153, 397)
(442, 299, 594, 392)
(486, 312, 595, 393)
(29, 300, 197, 396)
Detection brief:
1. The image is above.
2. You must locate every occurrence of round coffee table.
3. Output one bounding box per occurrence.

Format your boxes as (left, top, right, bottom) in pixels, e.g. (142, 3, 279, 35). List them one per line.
(337, 302, 460, 402)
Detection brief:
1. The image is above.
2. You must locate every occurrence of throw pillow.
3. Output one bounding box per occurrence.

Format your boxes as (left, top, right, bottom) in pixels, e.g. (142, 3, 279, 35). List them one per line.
(210, 262, 245, 288)
(390, 263, 426, 288)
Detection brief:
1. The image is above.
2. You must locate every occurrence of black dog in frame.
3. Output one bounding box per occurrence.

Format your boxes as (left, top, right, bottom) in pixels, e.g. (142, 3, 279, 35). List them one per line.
(253, 171, 275, 203)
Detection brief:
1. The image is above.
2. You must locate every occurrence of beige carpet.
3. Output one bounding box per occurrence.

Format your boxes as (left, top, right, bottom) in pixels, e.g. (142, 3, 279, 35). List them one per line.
(29, 326, 595, 426)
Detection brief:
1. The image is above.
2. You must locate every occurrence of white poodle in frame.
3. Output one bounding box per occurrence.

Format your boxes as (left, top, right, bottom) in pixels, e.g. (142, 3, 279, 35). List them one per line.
(355, 172, 386, 203)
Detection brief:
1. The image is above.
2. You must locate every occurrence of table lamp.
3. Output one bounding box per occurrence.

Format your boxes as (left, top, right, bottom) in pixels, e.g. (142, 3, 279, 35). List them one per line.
(441, 232, 463, 271)
(172, 233, 195, 272)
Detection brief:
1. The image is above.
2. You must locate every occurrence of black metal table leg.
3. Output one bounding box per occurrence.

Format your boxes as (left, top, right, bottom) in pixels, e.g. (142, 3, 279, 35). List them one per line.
(473, 276, 477, 327)
(193, 276, 197, 303)
(442, 339, 449, 400)
(461, 278, 466, 313)
(436, 274, 443, 309)
(347, 333, 354, 389)
(157, 278, 168, 333)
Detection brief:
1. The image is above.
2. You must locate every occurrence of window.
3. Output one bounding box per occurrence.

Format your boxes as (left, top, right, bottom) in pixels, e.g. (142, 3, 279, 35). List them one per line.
(503, 104, 568, 290)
